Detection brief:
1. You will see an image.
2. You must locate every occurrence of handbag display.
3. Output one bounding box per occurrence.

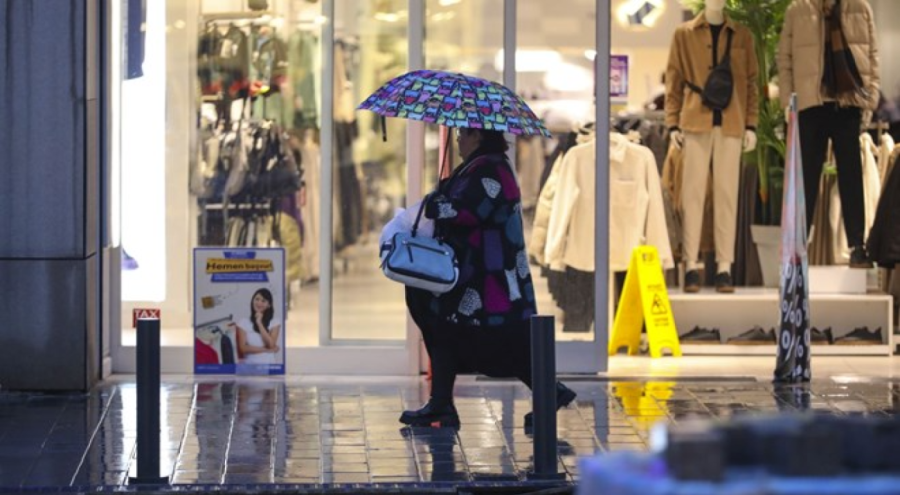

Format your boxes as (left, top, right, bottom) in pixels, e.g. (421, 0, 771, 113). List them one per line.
(380, 194, 458, 294)
(686, 29, 734, 112)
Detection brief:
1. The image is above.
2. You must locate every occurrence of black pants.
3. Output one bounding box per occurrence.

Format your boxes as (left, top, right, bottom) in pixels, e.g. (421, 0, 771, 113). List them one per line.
(427, 321, 533, 406)
(798, 103, 865, 247)
(406, 286, 532, 406)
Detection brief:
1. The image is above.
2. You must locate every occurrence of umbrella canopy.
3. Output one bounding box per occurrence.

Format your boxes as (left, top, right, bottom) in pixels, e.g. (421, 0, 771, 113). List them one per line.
(358, 69, 552, 137)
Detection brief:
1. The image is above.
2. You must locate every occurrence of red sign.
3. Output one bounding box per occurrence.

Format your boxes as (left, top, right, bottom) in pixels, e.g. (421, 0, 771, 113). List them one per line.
(132, 308, 161, 327)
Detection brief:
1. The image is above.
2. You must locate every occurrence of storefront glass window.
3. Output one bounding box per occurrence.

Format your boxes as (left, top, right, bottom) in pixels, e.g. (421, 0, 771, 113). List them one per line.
(119, 0, 325, 348)
(329, 0, 409, 341)
(517, 0, 597, 342)
(423, 0, 503, 192)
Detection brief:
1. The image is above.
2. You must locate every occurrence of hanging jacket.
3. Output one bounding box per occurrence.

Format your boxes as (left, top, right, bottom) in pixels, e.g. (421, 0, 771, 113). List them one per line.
(530, 128, 594, 268)
(529, 153, 563, 268)
(777, 0, 880, 112)
(544, 133, 674, 272)
(878, 133, 895, 184)
(867, 154, 900, 267)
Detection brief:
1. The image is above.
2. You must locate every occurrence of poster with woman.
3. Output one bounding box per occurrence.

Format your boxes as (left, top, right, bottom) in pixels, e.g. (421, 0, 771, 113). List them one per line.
(193, 248, 286, 375)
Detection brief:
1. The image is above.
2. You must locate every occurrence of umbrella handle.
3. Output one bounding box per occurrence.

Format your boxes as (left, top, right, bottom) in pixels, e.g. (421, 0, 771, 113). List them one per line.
(381, 115, 387, 142)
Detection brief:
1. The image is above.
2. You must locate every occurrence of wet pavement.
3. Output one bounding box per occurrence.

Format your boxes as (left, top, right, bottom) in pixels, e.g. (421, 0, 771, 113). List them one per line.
(0, 376, 898, 492)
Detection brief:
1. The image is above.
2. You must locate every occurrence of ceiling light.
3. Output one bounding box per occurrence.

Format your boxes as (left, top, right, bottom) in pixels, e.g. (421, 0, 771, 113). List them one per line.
(494, 49, 563, 73)
(615, 0, 665, 29)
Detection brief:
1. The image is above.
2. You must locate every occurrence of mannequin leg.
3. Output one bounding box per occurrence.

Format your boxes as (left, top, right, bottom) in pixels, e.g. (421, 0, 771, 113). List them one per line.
(710, 127, 743, 268)
(798, 106, 828, 235)
(828, 107, 865, 248)
(681, 132, 714, 267)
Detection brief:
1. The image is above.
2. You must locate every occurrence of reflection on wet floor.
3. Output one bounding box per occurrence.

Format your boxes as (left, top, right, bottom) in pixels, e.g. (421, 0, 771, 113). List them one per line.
(0, 377, 897, 488)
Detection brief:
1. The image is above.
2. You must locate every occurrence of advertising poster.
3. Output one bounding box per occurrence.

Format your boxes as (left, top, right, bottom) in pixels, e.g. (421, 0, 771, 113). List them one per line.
(193, 248, 286, 375)
(610, 55, 629, 102)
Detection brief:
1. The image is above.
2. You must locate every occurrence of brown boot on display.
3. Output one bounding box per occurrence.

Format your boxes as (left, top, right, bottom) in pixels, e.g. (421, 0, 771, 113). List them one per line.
(715, 272, 735, 293)
(683, 270, 701, 293)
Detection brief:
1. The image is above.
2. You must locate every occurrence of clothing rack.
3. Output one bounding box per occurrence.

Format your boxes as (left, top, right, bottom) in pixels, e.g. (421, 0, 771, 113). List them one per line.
(197, 314, 233, 328)
(868, 121, 891, 139)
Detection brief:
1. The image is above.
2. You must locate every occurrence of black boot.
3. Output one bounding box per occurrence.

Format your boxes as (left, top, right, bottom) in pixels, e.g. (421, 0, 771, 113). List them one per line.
(399, 401, 460, 428)
(524, 382, 577, 428)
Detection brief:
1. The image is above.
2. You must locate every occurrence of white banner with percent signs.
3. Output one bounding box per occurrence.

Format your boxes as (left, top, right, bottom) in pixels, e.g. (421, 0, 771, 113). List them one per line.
(193, 248, 286, 375)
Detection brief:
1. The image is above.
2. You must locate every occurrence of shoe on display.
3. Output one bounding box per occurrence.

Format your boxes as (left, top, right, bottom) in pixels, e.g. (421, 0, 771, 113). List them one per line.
(524, 381, 577, 428)
(849, 246, 874, 269)
(834, 327, 883, 345)
(726, 326, 776, 345)
(399, 401, 460, 428)
(679, 326, 721, 344)
(683, 270, 701, 293)
(714, 272, 734, 293)
(809, 327, 834, 345)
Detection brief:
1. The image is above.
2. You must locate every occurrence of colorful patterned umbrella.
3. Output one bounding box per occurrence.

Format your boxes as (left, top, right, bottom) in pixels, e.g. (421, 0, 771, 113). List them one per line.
(358, 69, 552, 137)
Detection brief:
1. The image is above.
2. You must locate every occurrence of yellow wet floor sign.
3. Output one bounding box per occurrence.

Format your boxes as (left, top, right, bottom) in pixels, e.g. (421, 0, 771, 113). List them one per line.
(609, 246, 681, 357)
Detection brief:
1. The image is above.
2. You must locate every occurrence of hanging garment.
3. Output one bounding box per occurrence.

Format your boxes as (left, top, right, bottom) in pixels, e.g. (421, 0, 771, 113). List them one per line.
(298, 133, 321, 280)
(545, 133, 673, 272)
(277, 213, 304, 284)
(861, 133, 883, 236)
(191, 126, 220, 198)
(219, 26, 251, 99)
(198, 26, 223, 95)
(530, 153, 564, 267)
(219, 333, 236, 364)
(560, 267, 595, 333)
(733, 162, 763, 286)
(866, 154, 900, 268)
(810, 172, 838, 265)
(289, 31, 319, 129)
(878, 133, 895, 185)
(195, 338, 220, 365)
(226, 217, 245, 247)
(516, 136, 545, 212)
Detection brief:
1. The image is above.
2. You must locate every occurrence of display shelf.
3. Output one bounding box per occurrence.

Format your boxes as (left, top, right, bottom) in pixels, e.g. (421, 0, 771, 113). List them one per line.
(679, 344, 891, 356)
(668, 288, 894, 356)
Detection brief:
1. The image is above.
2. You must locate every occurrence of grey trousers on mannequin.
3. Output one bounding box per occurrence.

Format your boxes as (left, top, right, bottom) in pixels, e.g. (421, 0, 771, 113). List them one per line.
(681, 128, 743, 267)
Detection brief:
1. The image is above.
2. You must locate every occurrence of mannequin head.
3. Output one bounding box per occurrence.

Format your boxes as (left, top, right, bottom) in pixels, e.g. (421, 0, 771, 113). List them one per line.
(706, 0, 726, 12)
(705, 0, 726, 25)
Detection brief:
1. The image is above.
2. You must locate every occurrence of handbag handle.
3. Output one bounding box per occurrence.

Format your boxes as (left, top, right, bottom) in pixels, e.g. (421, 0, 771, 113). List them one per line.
(411, 192, 431, 238)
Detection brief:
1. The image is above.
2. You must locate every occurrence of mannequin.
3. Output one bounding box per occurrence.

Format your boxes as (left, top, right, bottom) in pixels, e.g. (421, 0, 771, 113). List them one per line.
(777, 0, 880, 268)
(665, 0, 759, 293)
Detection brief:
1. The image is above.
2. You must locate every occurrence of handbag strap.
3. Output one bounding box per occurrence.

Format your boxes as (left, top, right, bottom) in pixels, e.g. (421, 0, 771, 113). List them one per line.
(720, 28, 734, 64)
(411, 130, 455, 238)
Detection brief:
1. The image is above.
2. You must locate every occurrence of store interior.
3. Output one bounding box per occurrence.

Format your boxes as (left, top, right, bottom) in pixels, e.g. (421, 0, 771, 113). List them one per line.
(117, 0, 899, 364)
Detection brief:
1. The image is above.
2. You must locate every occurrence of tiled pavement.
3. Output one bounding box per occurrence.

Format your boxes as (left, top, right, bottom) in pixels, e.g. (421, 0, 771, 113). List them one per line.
(0, 376, 898, 492)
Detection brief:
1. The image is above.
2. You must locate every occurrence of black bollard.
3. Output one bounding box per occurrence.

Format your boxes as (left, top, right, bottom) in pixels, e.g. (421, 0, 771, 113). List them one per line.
(128, 318, 169, 485)
(528, 315, 564, 480)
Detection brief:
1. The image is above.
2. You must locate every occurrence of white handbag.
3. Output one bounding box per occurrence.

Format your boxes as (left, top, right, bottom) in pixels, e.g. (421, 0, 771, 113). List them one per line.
(380, 195, 458, 294)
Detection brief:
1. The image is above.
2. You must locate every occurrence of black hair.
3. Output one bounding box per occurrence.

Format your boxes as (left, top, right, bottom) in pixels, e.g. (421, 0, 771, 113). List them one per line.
(477, 129, 509, 153)
(250, 288, 274, 333)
